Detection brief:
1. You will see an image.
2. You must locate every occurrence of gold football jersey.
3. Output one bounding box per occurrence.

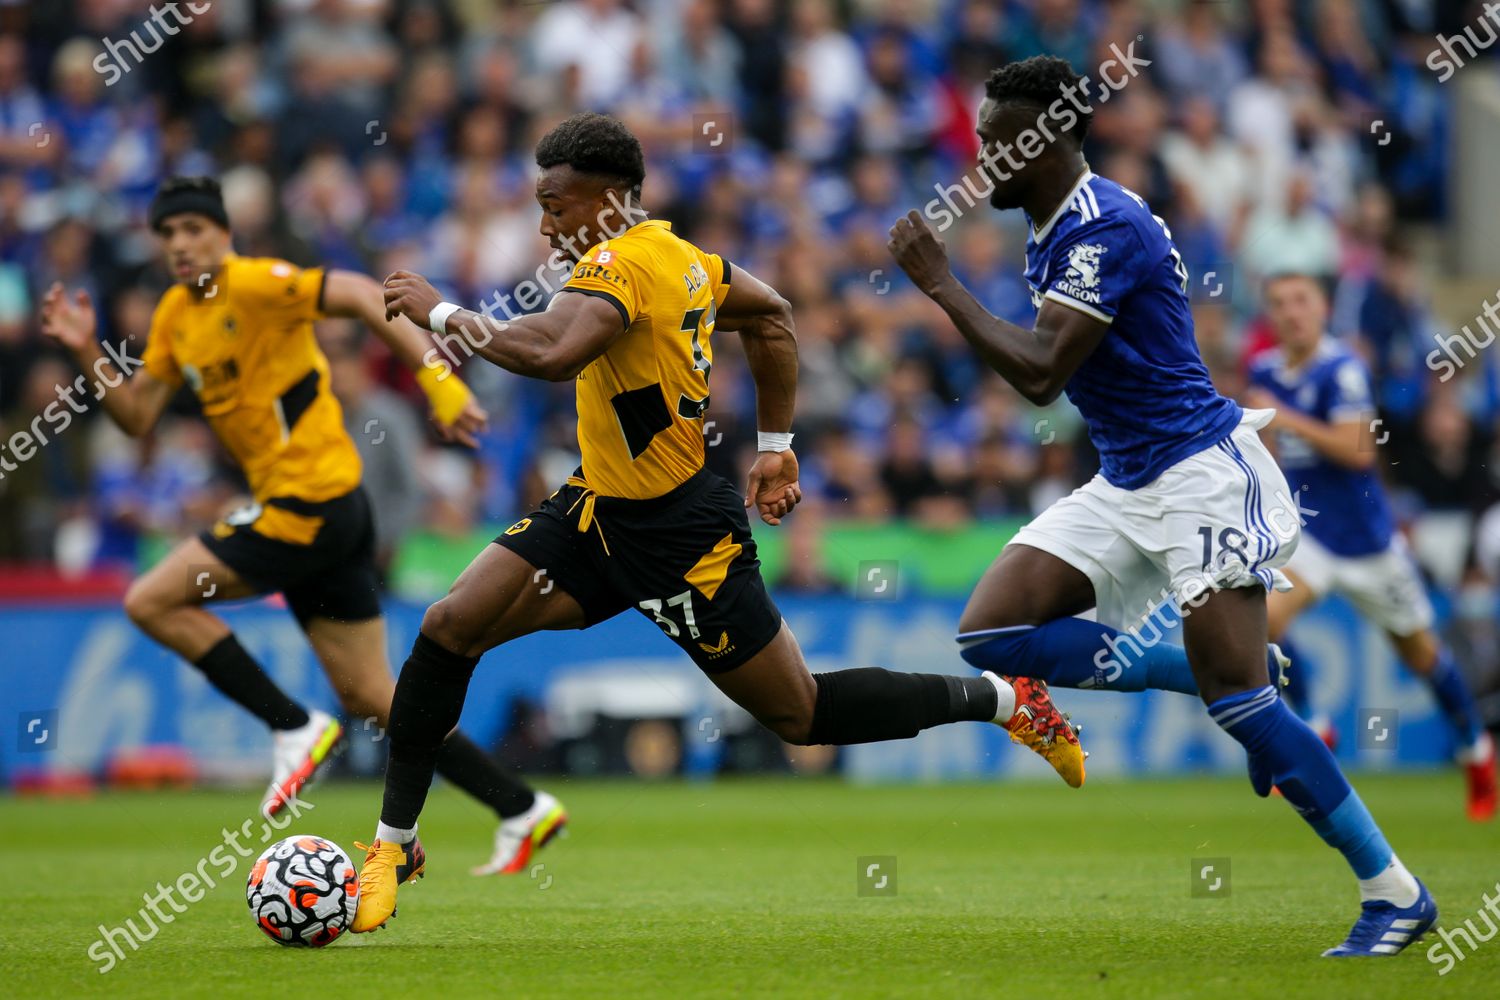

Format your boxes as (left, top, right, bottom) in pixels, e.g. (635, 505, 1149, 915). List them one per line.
(142, 255, 361, 504)
(563, 219, 731, 499)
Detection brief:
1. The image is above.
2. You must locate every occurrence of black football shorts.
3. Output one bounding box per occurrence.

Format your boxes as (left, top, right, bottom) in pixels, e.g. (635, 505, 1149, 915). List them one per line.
(200, 486, 382, 624)
(496, 468, 782, 672)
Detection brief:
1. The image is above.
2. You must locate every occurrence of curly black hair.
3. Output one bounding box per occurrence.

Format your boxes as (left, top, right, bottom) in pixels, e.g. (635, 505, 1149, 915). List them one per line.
(984, 56, 1093, 143)
(535, 112, 646, 193)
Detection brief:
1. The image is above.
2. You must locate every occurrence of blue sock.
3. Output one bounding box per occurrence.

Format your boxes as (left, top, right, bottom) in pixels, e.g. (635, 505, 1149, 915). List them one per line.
(1210, 686, 1393, 879)
(958, 620, 1287, 698)
(1423, 648, 1486, 747)
(1276, 635, 1314, 717)
(958, 620, 1200, 694)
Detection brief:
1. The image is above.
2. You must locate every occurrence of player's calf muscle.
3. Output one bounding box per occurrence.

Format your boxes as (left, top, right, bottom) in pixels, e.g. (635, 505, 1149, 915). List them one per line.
(755, 706, 815, 746)
(323, 671, 394, 723)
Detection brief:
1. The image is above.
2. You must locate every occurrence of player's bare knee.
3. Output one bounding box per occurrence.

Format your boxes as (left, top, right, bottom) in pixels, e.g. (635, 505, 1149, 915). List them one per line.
(419, 598, 483, 658)
(123, 578, 169, 628)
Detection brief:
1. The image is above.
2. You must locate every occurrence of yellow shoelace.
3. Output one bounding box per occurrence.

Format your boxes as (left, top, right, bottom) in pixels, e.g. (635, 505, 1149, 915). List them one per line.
(353, 841, 394, 876)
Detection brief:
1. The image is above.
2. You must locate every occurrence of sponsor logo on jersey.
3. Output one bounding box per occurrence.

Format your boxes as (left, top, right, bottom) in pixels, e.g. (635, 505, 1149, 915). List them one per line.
(572, 263, 629, 289)
(1053, 243, 1108, 303)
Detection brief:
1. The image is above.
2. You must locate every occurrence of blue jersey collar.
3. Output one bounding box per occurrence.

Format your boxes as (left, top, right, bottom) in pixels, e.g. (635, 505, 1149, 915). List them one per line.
(1029, 167, 1096, 244)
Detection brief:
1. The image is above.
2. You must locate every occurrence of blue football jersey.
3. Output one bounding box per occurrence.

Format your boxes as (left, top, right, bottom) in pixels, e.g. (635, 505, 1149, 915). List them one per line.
(1023, 171, 1241, 489)
(1248, 341, 1394, 556)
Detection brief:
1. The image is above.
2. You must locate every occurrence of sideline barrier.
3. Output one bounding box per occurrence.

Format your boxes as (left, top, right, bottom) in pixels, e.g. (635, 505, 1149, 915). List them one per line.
(0, 593, 1462, 786)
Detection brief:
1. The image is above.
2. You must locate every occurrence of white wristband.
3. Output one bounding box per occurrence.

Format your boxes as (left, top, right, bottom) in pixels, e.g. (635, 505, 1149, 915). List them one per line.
(428, 301, 461, 335)
(757, 431, 794, 453)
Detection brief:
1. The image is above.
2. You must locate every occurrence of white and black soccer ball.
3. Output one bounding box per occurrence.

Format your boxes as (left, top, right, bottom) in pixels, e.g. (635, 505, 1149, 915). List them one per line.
(246, 835, 357, 947)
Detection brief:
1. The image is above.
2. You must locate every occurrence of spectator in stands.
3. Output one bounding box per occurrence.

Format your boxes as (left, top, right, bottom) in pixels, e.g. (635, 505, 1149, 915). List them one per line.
(1153, 2, 1248, 112)
(1, 358, 92, 561)
(1160, 97, 1251, 245)
(1339, 234, 1436, 464)
(1239, 169, 1340, 291)
(1404, 388, 1496, 515)
(531, 0, 642, 111)
(0, 0, 1477, 609)
(1008, 0, 1093, 73)
(0, 36, 59, 186)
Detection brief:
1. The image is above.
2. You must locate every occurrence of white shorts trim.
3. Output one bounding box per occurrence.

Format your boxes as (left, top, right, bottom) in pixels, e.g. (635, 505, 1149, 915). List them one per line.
(1007, 409, 1299, 631)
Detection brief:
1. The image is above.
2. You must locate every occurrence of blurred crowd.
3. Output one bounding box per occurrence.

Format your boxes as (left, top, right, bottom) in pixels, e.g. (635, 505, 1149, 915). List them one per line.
(1, 0, 1499, 595)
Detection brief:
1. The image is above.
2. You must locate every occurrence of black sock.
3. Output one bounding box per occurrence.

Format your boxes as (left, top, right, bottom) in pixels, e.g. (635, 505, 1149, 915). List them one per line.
(436, 732, 536, 819)
(193, 634, 310, 731)
(380, 632, 480, 830)
(806, 669, 997, 745)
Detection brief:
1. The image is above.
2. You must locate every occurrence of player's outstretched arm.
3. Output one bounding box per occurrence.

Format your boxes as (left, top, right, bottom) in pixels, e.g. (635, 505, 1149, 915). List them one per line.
(383, 269, 625, 382)
(887, 211, 1107, 404)
(39, 282, 174, 437)
(716, 266, 801, 526)
(323, 270, 489, 448)
(1242, 388, 1375, 471)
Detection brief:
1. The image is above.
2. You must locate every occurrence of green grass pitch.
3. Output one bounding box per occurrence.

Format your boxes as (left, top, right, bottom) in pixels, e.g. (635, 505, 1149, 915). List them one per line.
(6, 772, 1497, 998)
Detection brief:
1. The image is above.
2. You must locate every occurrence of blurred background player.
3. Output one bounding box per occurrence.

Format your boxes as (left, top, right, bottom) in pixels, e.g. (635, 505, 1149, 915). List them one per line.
(39, 176, 566, 875)
(1246, 271, 1497, 821)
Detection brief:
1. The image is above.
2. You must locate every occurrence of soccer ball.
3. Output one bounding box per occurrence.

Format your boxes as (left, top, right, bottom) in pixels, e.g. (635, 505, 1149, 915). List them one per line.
(246, 835, 357, 947)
